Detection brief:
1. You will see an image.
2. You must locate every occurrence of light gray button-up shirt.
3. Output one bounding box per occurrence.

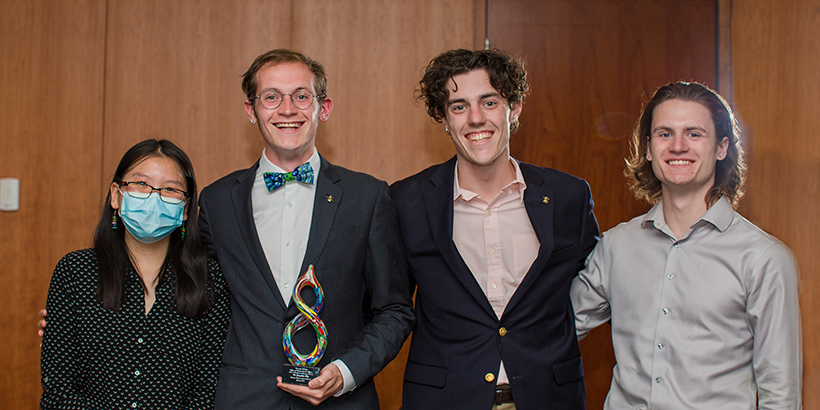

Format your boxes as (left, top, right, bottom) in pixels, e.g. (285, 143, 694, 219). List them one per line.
(571, 197, 802, 409)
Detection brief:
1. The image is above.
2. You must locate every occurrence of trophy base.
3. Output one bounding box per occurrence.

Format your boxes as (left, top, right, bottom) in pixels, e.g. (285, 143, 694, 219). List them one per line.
(283, 364, 321, 385)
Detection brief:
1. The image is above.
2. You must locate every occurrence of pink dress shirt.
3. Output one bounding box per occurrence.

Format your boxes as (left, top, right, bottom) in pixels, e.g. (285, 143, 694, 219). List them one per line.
(452, 157, 540, 385)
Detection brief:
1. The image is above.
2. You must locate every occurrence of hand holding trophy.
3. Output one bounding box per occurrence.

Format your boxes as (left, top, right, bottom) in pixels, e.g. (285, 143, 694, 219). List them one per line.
(282, 265, 328, 385)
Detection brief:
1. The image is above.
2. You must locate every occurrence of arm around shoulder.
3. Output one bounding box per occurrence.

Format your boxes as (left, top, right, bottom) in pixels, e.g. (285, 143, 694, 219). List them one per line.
(571, 236, 611, 340)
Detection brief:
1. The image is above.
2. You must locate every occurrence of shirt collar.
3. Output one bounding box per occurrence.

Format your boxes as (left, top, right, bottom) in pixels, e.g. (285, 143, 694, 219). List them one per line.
(453, 156, 527, 203)
(698, 196, 734, 232)
(642, 195, 734, 233)
(258, 148, 321, 179)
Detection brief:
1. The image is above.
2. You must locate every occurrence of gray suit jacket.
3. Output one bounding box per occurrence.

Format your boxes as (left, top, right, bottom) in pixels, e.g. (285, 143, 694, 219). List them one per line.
(199, 155, 414, 410)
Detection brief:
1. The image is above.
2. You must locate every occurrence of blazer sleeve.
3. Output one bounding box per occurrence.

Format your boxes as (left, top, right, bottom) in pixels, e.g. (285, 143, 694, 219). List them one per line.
(334, 181, 415, 385)
(578, 180, 600, 272)
(197, 189, 216, 259)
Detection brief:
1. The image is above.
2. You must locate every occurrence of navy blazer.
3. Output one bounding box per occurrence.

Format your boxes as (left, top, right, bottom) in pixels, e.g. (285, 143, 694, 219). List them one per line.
(391, 157, 599, 410)
(199, 155, 414, 410)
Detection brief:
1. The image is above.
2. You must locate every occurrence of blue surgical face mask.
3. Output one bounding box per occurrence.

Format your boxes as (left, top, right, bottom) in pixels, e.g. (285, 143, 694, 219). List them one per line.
(118, 191, 184, 244)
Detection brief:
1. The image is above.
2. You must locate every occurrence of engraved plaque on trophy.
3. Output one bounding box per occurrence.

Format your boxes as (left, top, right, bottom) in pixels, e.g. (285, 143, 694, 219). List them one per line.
(282, 265, 328, 385)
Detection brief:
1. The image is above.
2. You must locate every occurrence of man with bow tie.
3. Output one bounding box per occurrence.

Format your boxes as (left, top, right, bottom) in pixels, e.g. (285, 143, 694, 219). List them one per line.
(390, 49, 599, 409)
(198, 49, 414, 410)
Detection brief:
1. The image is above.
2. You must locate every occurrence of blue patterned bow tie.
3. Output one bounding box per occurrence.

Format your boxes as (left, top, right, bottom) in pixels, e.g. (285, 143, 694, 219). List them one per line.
(263, 162, 315, 192)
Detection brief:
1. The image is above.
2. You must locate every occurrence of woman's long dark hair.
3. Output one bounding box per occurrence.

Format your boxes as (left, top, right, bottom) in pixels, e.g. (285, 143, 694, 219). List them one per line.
(94, 139, 211, 318)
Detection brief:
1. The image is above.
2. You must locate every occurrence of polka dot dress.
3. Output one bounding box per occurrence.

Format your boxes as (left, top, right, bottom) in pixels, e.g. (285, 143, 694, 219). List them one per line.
(40, 249, 230, 410)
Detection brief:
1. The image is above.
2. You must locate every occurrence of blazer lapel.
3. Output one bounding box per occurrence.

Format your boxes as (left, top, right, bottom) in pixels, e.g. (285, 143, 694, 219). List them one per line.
(504, 162, 554, 314)
(299, 155, 342, 277)
(424, 157, 496, 319)
(231, 162, 288, 310)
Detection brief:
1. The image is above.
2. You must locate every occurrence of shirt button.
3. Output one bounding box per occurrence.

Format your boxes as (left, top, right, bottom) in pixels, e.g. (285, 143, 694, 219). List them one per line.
(508, 190, 513, 195)
(655, 377, 662, 384)
(674, 243, 679, 248)
(667, 274, 674, 280)
(491, 283, 497, 289)
(284, 240, 290, 246)
(499, 327, 507, 336)
(658, 342, 664, 350)
(487, 210, 492, 216)
(662, 308, 669, 315)
(485, 373, 495, 383)
(134, 370, 141, 376)
(284, 283, 290, 288)
(287, 202, 293, 208)
(489, 249, 496, 255)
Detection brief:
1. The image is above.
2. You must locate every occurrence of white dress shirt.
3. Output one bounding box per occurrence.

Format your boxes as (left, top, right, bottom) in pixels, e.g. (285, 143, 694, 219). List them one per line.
(252, 149, 319, 304)
(252, 149, 356, 395)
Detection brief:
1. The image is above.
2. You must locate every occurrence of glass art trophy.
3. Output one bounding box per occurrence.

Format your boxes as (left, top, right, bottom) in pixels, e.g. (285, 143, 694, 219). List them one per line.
(282, 264, 328, 385)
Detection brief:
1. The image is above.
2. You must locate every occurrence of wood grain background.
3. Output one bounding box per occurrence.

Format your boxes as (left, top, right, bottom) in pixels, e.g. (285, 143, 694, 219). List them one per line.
(1, 0, 816, 408)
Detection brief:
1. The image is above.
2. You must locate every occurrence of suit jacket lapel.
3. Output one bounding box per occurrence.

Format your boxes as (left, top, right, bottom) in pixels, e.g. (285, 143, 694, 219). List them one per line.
(299, 155, 342, 277)
(231, 162, 288, 309)
(425, 157, 496, 319)
(504, 162, 554, 314)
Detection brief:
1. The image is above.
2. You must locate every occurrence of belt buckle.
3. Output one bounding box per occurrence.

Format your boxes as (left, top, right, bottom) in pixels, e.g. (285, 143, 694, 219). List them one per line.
(493, 384, 513, 405)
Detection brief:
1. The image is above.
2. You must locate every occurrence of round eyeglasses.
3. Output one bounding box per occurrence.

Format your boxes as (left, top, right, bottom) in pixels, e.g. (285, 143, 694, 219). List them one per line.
(253, 89, 325, 110)
(119, 181, 188, 204)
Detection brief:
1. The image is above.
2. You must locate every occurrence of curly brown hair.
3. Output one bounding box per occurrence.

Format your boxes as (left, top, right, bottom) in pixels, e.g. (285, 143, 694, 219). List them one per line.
(625, 82, 746, 208)
(417, 49, 530, 133)
(241, 49, 328, 101)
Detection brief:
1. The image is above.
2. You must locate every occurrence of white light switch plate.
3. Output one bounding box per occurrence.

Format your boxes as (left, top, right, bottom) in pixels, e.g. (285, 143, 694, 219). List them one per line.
(0, 178, 20, 211)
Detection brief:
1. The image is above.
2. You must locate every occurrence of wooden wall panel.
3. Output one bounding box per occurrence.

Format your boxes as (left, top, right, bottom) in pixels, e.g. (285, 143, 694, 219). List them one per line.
(292, 2, 485, 407)
(0, 0, 106, 407)
(488, 0, 717, 407)
(490, 0, 716, 232)
(733, 0, 820, 405)
(103, 0, 292, 190)
(292, 0, 486, 185)
(14, 1, 798, 408)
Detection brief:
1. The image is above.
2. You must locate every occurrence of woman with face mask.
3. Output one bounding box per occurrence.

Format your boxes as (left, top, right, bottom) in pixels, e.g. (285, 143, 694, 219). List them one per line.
(40, 139, 230, 409)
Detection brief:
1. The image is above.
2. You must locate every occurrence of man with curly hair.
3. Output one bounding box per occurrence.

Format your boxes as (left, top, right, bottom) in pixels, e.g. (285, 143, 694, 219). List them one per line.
(571, 82, 802, 409)
(391, 49, 599, 409)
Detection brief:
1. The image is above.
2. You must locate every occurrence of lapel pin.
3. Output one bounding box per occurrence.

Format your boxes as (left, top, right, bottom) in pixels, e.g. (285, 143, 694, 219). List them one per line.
(326, 195, 334, 203)
(543, 196, 550, 204)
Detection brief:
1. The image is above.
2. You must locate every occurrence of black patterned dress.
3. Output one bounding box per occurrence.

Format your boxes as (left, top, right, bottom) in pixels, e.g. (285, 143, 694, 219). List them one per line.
(40, 249, 231, 410)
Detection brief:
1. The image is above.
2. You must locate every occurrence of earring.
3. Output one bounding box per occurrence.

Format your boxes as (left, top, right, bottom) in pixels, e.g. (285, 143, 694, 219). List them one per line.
(445, 127, 449, 132)
(112, 214, 118, 230)
(250, 119, 255, 124)
(180, 223, 186, 240)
